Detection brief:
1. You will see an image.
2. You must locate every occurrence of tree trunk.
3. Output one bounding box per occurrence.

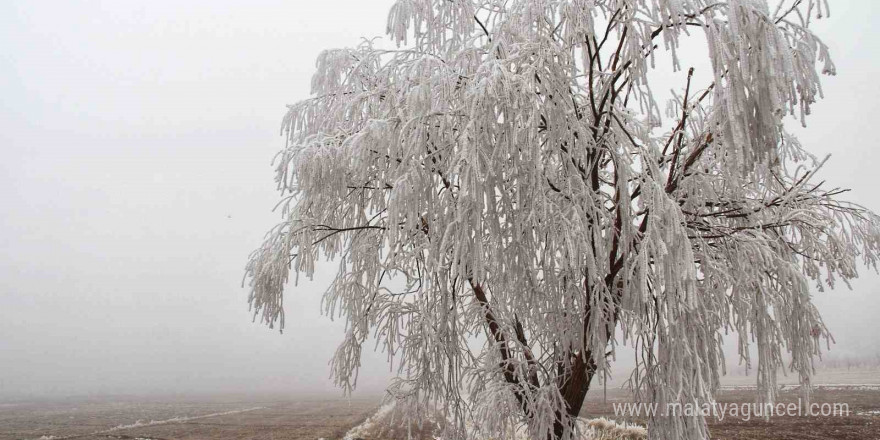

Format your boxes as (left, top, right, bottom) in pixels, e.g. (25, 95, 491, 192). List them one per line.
(550, 353, 598, 439)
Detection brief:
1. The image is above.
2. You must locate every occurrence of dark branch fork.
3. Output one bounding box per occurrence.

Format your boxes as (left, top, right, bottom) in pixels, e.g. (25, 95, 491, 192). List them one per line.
(455, 9, 726, 433)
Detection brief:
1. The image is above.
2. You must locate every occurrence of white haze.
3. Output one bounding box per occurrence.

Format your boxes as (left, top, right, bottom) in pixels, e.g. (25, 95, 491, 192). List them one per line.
(1, 0, 879, 399)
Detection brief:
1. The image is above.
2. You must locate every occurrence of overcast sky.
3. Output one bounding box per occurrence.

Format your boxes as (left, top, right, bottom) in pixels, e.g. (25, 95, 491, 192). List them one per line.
(2, 0, 879, 400)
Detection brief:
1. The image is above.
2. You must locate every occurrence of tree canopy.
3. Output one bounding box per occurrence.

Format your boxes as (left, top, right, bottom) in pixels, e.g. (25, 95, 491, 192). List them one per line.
(245, 1, 880, 438)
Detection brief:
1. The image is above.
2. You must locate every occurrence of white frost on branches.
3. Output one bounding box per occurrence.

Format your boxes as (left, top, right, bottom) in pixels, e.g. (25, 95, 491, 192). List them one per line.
(245, 1, 879, 439)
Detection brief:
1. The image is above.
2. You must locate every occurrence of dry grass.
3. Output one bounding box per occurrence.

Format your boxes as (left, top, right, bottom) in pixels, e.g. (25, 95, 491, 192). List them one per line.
(342, 403, 444, 440)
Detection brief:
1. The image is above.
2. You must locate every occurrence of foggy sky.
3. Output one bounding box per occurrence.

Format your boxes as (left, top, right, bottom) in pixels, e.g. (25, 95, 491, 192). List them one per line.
(2, 0, 879, 400)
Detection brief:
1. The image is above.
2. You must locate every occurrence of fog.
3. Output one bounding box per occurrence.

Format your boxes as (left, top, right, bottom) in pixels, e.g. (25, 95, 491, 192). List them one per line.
(1, 0, 879, 400)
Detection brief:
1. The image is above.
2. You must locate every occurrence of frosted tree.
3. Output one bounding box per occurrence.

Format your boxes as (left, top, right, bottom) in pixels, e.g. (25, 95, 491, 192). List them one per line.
(245, 0, 880, 439)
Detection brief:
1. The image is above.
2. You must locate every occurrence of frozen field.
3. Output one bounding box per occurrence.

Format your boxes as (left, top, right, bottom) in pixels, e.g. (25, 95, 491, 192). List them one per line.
(2, 369, 879, 440)
(0, 395, 379, 440)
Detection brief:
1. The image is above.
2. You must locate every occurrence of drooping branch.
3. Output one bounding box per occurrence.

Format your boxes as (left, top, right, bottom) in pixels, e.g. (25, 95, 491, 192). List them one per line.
(244, 2, 869, 440)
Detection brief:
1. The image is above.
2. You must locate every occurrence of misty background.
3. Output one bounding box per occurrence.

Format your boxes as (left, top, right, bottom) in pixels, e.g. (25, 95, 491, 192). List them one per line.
(1, 0, 879, 400)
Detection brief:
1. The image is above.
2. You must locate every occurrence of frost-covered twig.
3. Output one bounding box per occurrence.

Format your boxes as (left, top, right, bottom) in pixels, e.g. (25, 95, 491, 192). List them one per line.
(246, 1, 877, 439)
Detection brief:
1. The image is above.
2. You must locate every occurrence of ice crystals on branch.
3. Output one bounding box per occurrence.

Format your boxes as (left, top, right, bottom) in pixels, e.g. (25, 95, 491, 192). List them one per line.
(245, 1, 879, 439)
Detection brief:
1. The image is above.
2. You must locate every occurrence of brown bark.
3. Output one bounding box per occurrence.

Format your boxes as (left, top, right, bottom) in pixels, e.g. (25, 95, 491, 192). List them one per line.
(551, 351, 599, 439)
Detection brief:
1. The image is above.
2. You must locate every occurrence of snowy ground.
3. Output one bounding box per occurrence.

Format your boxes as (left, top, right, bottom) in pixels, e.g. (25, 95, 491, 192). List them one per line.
(0, 396, 377, 440)
(339, 402, 647, 440)
(2, 369, 878, 440)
